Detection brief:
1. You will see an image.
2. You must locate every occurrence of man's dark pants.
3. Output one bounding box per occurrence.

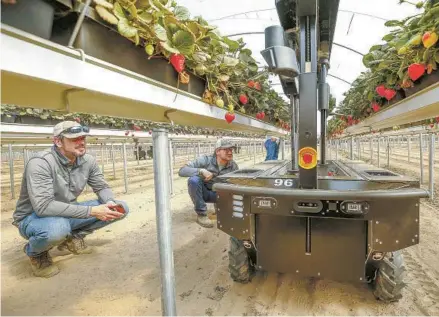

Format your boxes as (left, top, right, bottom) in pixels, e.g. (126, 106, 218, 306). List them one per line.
(187, 176, 217, 215)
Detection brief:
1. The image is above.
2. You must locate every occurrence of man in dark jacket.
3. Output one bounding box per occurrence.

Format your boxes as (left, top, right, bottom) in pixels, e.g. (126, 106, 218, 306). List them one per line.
(178, 139, 239, 228)
(13, 121, 129, 278)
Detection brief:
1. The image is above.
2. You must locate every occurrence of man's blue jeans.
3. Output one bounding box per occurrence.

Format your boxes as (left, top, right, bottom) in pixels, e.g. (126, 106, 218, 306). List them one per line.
(187, 176, 217, 215)
(18, 200, 129, 257)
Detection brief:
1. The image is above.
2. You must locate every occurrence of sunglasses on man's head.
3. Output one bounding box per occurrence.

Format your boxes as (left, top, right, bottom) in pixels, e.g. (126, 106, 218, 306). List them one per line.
(61, 126, 90, 135)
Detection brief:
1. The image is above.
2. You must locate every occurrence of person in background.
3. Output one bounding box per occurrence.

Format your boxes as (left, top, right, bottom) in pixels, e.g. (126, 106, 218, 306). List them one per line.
(13, 121, 129, 278)
(178, 139, 239, 228)
(265, 136, 280, 161)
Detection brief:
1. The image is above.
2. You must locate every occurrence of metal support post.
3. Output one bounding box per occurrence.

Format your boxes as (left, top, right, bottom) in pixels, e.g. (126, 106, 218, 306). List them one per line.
(8, 144, 15, 199)
(101, 144, 105, 174)
(122, 143, 128, 193)
(111, 144, 116, 179)
(281, 138, 285, 160)
(429, 134, 435, 200)
(152, 129, 177, 316)
(408, 135, 411, 163)
(349, 137, 353, 160)
(420, 133, 424, 184)
(335, 140, 339, 160)
(168, 140, 174, 195)
(377, 138, 380, 167)
(387, 137, 390, 168)
(318, 61, 329, 165)
(291, 95, 299, 170)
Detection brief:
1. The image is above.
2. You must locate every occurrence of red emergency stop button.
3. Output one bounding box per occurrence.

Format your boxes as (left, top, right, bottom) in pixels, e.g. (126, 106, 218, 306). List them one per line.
(298, 147, 317, 169)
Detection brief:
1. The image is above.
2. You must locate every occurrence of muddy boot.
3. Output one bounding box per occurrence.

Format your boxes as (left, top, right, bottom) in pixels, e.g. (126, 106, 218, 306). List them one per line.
(57, 234, 93, 255)
(25, 247, 60, 278)
(197, 215, 215, 228)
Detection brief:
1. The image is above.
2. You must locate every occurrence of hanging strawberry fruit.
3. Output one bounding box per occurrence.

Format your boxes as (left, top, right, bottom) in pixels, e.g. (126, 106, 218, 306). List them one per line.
(260, 112, 265, 119)
(436, 116, 439, 124)
(225, 112, 235, 123)
(239, 94, 248, 105)
(376, 85, 386, 97)
(408, 63, 425, 81)
(74, 117, 81, 123)
(215, 98, 224, 108)
(125, 131, 130, 136)
(422, 31, 438, 49)
(256, 112, 262, 120)
(170, 53, 185, 73)
(372, 102, 380, 112)
(247, 80, 255, 88)
(133, 124, 141, 131)
(384, 89, 396, 101)
(254, 82, 261, 91)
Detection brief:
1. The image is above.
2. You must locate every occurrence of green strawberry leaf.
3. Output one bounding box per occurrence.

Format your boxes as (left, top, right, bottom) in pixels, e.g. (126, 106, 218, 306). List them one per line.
(154, 24, 168, 41)
(174, 6, 190, 20)
(172, 30, 195, 55)
(222, 56, 239, 67)
(118, 19, 138, 38)
(113, 2, 126, 20)
(138, 11, 153, 24)
(161, 41, 180, 54)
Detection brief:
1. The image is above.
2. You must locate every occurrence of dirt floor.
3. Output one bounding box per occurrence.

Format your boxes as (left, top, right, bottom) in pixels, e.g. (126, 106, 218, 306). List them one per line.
(2, 150, 439, 316)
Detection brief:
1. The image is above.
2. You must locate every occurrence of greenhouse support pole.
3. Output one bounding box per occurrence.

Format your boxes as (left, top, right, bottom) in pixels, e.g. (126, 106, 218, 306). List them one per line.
(101, 144, 105, 175)
(168, 140, 174, 196)
(152, 129, 177, 317)
(8, 144, 15, 200)
(429, 133, 435, 200)
(281, 138, 285, 160)
(387, 137, 390, 168)
(377, 138, 381, 167)
(111, 144, 116, 179)
(122, 143, 128, 193)
(420, 133, 424, 184)
(68, 0, 92, 47)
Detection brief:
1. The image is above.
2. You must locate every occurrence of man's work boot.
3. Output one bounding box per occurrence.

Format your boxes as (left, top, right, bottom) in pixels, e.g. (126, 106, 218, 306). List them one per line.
(197, 215, 215, 228)
(57, 234, 93, 255)
(25, 246, 60, 278)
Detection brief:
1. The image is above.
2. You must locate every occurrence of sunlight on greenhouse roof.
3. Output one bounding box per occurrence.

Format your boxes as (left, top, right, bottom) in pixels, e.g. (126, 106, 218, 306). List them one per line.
(178, 0, 421, 106)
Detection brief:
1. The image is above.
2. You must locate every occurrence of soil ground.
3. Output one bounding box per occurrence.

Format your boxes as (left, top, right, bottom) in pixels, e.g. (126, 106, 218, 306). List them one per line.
(1, 148, 439, 316)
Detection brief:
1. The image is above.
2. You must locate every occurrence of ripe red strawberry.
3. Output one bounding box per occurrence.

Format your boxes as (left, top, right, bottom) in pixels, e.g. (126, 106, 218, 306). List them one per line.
(254, 82, 261, 91)
(133, 124, 141, 131)
(247, 80, 255, 88)
(384, 89, 396, 101)
(260, 112, 265, 119)
(74, 117, 81, 123)
(372, 102, 380, 112)
(125, 131, 129, 136)
(256, 112, 262, 120)
(430, 123, 435, 128)
(328, 171, 334, 176)
(239, 94, 248, 105)
(408, 63, 425, 81)
(170, 53, 185, 73)
(436, 116, 439, 124)
(376, 85, 386, 97)
(225, 112, 235, 123)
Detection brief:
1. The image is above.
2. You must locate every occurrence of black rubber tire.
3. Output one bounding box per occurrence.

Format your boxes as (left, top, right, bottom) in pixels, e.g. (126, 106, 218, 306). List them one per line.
(372, 251, 406, 302)
(228, 237, 254, 283)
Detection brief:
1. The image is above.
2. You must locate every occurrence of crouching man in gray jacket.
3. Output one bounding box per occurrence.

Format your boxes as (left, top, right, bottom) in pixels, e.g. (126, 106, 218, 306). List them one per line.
(178, 139, 239, 228)
(13, 121, 129, 278)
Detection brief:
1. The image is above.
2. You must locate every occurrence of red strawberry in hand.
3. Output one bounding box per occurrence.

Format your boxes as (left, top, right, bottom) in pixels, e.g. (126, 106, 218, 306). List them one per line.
(408, 63, 425, 81)
(376, 85, 386, 97)
(225, 112, 235, 123)
(239, 94, 248, 105)
(170, 54, 185, 73)
(384, 89, 396, 101)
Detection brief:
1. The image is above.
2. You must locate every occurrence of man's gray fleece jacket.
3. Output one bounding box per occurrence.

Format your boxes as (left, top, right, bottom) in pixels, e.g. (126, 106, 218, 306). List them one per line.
(13, 147, 114, 224)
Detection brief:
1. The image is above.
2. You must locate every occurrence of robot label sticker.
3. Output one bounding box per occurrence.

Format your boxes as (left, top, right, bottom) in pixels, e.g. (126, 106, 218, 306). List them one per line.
(298, 147, 317, 169)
